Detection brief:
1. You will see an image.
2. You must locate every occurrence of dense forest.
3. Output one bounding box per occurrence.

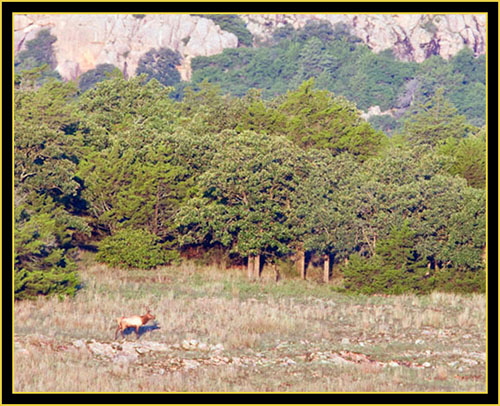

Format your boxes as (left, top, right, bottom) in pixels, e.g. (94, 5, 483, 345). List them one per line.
(13, 19, 486, 300)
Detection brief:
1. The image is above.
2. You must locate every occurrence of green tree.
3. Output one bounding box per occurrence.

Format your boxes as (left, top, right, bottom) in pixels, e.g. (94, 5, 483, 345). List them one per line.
(14, 29, 61, 84)
(136, 48, 182, 87)
(14, 76, 89, 299)
(342, 222, 429, 295)
(176, 131, 304, 263)
(14, 78, 83, 204)
(292, 151, 360, 262)
(76, 74, 186, 241)
(78, 63, 118, 93)
(14, 193, 86, 300)
(402, 88, 476, 147)
(438, 128, 486, 188)
(276, 79, 384, 160)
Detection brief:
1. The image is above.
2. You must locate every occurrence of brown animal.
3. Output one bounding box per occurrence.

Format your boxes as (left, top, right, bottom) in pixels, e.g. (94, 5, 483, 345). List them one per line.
(115, 309, 155, 339)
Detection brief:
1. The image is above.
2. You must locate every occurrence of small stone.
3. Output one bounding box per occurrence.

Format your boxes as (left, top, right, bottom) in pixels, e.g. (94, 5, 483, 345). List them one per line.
(282, 358, 296, 366)
(113, 352, 138, 364)
(388, 361, 399, 367)
(182, 359, 200, 370)
(422, 362, 431, 368)
(341, 338, 350, 345)
(181, 340, 192, 350)
(415, 339, 425, 345)
(460, 358, 478, 366)
(72, 339, 86, 349)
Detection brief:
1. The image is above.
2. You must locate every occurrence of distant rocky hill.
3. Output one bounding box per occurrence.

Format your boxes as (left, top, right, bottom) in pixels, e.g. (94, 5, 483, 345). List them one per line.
(14, 13, 486, 82)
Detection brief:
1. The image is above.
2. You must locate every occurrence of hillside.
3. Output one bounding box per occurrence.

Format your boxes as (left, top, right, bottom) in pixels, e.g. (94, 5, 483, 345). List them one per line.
(14, 13, 486, 81)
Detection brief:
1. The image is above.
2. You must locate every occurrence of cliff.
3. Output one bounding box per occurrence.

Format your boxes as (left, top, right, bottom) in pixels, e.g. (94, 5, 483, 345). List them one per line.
(14, 14, 238, 81)
(241, 14, 486, 62)
(14, 13, 486, 81)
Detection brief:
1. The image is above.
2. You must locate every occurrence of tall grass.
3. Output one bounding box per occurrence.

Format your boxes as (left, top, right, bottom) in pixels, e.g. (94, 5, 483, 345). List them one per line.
(14, 256, 487, 392)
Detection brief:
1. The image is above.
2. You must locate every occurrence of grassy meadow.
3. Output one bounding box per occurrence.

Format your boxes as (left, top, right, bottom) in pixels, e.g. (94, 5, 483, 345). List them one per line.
(14, 253, 487, 393)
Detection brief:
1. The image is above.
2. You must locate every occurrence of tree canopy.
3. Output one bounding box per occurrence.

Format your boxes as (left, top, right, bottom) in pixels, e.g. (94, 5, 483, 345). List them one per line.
(13, 21, 487, 299)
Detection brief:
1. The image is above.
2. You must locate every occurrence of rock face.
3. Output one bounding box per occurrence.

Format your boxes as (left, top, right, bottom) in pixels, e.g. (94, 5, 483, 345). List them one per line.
(14, 13, 486, 82)
(14, 14, 238, 81)
(241, 14, 486, 62)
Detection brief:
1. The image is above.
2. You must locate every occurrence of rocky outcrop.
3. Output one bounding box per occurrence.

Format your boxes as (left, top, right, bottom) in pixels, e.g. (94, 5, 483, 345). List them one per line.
(14, 14, 238, 81)
(241, 14, 486, 63)
(14, 14, 486, 81)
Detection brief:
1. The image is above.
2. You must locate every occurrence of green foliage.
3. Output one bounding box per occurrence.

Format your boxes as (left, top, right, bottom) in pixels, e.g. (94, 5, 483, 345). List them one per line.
(190, 20, 415, 111)
(76, 75, 188, 239)
(176, 131, 305, 259)
(13, 33, 486, 298)
(438, 129, 486, 188)
(189, 19, 484, 128)
(292, 152, 361, 257)
(78, 63, 118, 93)
(14, 76, 90, 300)
(14, 193, 87, 300)
(14, 29, 61, 84)
(433, 267, 486, 294)
(343, 223, 432, 295)
(96, 228, 177, 269)
(411, 50, 486, 127)
(402, 88, 476, 146)
(135, 48, 182, 87)
(275, 79, 385, 159)
(15, 78, 83, 201)
(193, 14, 253, 47)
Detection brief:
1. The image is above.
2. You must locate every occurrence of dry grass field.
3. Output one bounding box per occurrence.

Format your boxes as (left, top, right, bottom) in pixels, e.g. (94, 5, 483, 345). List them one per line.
(13, 253, 487, 393)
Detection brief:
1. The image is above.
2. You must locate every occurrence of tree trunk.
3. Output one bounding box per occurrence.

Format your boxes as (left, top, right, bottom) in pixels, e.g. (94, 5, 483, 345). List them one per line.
(153, 189, 160, 235)
(323, 254, 330, 283)
(296, 249, 306, 280)
(254, 254, 261, 279)
(272, 263, 280, 282)
(248, 255, 255, 279)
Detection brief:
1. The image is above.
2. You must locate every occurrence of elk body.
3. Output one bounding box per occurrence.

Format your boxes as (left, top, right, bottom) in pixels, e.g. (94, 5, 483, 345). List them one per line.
(115, 309, 155, 339)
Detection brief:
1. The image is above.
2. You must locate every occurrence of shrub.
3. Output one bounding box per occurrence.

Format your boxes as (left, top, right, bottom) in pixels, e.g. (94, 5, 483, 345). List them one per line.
(14, 204, 82, 300)
(96, 228, 177, 269)
(434, 267, 486, 294)
(341, 223, 432, 295)
(15, 263, 80, 301)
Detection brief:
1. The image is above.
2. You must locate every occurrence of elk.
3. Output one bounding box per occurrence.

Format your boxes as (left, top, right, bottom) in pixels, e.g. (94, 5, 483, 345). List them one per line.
(115, 309, 155, 339)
